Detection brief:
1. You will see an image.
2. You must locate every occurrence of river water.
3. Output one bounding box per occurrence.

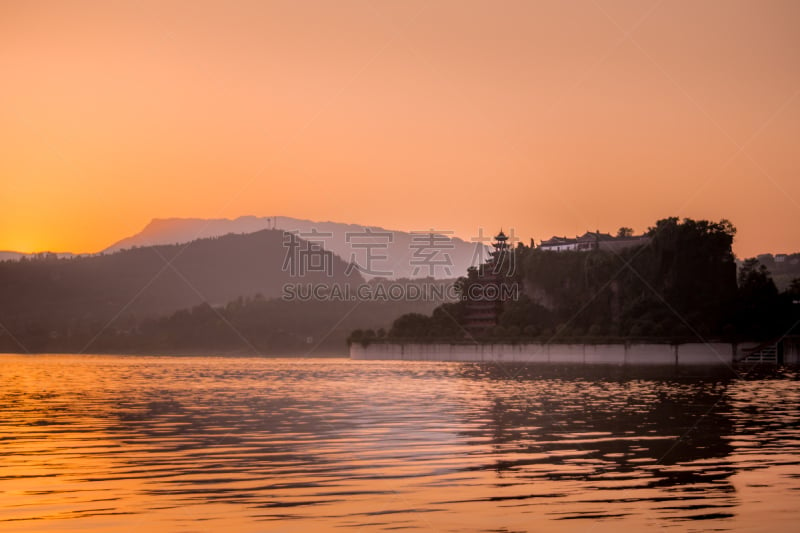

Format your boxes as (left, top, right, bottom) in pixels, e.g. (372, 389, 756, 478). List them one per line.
(1, 355, 798, 532)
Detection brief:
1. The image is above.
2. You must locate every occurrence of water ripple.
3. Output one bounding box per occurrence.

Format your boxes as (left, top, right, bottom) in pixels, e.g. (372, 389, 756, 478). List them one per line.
(0, 355, 798, 531)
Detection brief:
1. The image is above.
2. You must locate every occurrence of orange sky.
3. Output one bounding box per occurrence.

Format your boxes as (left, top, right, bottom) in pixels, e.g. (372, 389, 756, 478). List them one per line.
(1, 0, 798, 258)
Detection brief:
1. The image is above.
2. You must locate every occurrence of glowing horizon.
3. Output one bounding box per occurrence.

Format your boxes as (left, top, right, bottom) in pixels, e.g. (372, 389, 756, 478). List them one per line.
(2, 1, 799, 258)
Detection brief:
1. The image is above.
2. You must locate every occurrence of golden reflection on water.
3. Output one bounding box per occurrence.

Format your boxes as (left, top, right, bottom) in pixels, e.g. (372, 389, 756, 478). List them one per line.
(1, 355, 799, 532)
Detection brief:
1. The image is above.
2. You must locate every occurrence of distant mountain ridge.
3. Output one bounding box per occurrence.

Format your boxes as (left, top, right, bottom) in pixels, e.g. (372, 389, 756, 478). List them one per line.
(103, 215, 485, 280)
(0, 229, 359, 325)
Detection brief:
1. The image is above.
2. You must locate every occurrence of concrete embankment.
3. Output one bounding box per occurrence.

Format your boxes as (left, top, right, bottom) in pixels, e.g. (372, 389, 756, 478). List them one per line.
(350, 342, 761, 366)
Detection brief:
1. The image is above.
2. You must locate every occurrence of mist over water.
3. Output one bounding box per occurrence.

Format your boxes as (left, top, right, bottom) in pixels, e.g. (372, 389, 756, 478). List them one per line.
(1, 355, 798, 532)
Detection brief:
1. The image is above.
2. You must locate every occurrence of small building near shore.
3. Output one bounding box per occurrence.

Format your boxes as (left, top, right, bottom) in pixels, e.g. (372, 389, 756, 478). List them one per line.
(540, 231, 650, 253)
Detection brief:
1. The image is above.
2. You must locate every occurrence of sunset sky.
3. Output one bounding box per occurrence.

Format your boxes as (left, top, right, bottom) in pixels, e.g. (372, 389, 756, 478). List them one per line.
(1, 0, 798, 258)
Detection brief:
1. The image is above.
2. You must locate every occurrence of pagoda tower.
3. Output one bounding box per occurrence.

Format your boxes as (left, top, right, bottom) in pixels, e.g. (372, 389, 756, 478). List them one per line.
(461, 230, 516, 336)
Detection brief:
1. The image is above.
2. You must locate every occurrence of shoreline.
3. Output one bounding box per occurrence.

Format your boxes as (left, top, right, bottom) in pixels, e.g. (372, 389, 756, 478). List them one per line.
(351, 340, 800, 366)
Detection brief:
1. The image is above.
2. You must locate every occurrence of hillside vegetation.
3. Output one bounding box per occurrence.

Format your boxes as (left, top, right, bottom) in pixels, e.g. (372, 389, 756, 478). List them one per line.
(363, 218, 800, 344)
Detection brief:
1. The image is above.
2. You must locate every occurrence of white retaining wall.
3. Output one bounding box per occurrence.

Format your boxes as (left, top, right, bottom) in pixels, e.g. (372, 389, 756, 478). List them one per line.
(350, 342, 739, 366)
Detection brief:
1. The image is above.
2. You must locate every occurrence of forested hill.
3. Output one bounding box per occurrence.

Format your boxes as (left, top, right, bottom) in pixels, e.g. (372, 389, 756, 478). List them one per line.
(373, 218, 800, 344)
(0, 229, 360, 326)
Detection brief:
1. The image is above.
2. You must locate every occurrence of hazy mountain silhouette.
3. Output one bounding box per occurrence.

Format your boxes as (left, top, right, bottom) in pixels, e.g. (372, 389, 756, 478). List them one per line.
(103, 215, 486, 279)
(0, 230, 458, 354)
(0, 229, 360, 326)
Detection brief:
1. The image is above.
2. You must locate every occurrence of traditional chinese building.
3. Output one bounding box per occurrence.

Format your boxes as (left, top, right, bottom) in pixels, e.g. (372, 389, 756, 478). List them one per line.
(539, 231, 650, 252)
(461, 231, 516, 335)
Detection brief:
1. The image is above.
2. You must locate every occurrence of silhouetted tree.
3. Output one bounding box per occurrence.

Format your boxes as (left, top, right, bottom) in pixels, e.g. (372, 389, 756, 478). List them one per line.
(733, 258, 781, 340)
